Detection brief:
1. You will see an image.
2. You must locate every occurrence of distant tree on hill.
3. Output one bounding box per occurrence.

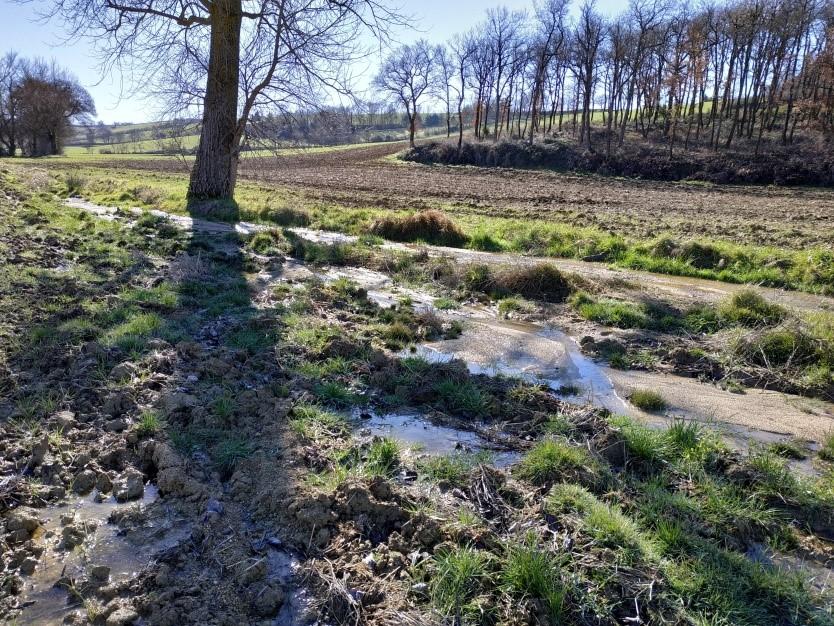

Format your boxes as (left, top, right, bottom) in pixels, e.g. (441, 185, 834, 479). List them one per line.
(0, 56, 95, 156)
(0, 52, 22, 156)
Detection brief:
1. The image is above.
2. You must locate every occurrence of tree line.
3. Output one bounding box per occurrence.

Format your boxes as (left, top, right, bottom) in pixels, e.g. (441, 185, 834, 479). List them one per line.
(0, 54, 96, 157)
(375, 0, 834, 156)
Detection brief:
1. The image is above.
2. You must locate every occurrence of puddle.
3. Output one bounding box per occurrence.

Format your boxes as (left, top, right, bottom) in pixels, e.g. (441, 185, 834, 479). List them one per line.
(18, 485, 191, 625)
(68, 197, 834, 446)
(264, 545, 317, 626)
(406, 315, 631, 417)
(747, 542, 834, 595)
(355, 410, 520, 467)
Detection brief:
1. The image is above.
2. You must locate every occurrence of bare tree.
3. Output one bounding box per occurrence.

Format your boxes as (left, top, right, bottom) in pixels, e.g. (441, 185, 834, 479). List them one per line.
(33, 0, 403, 201)
(0, 52, 22, 157)
(450, 34, 477, 149)
(12, 59, 95, 156)
(434, 44, 455, 138)
(573, 0, 605, 149)
(373, 40, 435, 147)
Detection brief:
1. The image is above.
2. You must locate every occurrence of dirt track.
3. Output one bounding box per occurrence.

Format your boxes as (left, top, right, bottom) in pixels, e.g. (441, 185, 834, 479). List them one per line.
(69, 141, 834, 249)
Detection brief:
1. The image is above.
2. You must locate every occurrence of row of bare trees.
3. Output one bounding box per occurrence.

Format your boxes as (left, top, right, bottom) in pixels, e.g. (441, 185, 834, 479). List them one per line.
(377, 0, 834, 156)
(0, 54, 96, 157)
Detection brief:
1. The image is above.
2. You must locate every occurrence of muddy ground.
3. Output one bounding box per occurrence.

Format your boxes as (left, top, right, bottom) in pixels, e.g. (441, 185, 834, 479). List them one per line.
(2, 164, 834, 626)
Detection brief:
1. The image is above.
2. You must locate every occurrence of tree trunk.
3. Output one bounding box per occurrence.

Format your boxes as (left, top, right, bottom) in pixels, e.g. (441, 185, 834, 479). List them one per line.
(188, 0, 242, 201)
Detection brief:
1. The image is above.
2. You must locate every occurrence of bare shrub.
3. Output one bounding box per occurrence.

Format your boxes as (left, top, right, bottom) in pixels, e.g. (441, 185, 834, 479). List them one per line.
(369, 210, 468, 247)
(493, 263, 573, 303)
(133, 185, 164, 206)
(258, 206, 311, 227)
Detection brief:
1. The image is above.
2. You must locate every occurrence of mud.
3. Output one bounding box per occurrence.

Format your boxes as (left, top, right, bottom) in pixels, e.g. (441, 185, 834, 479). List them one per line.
(65, 197, 834, 315)
(64, 196, 834, 445)
(18, 486, 190, 625)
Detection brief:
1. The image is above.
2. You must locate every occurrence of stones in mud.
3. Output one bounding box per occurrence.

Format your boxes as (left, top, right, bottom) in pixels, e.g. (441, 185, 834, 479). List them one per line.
(152, 442, 206, 500)
(5, 507, 41, 542)
(62, 522, 94, 549)
(238, 559, 268, 585)
(156, 391, 197, 417)
(103, 391, 133, 418)
(19, 556, 38, 575)
(252, 584, 285, 617)
(97, 472, 114, 493)
(110, 361, 137, 381)
(90, 564, 111, 584)
(409, 582, 429, 598)
(105, 417, 131, 432)
(73, 468, 98, 494)
(105, 606, 139, 626)
(114, 468, 145, 501)
(29, 433, 49, 466)
(54, 409, 77, 431)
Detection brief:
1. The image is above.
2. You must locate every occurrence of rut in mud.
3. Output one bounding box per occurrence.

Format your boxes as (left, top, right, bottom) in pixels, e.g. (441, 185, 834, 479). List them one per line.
(2, 173, 834, 626)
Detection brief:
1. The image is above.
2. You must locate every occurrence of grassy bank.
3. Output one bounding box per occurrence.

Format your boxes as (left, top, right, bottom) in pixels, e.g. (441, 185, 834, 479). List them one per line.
(15, 160, 834, 296)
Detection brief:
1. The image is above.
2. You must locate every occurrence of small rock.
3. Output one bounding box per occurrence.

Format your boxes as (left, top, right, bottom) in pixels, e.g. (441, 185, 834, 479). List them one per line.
(96, 472, 113, 493)
(362, 553, 378, 572)
(19, 557, 37, 575)
(156, 392, 197, 417)
(6, 508, 41, 534)
(103, 392, 132, 418)
(90, 564, 111, 583)
(30, 434, 50, 466)
(238, 559, 267, 585)
(109, 362, 137, 381)
(73, 469, 98, 495)
(73, 452, 91, 468)
(410, 582, 429, 598)
(62, 523, 91, 549)
(106, 607, 139, 626)
(105, 418, 130, 432)
(54, 410, 77, 430)
(114, 469, 144, 502)
(49, 485, 66, 499)
(253, 585, 285, 617)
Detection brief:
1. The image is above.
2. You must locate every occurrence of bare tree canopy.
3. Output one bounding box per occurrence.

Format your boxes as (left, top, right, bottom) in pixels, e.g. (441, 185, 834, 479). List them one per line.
(29, 0, 404, 200)
(379, 0, 834, 162)
(0, 55, 95, 156)
(373, 40, 434, 147)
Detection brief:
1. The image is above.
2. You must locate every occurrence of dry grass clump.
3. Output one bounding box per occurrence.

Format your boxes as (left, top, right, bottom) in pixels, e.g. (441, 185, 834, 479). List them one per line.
(369, 210, 468, 247)
(466, 262, 573, 303)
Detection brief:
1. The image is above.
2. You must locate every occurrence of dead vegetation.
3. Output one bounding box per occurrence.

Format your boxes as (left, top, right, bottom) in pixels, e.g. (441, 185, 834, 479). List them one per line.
(369, 210, 468, 247)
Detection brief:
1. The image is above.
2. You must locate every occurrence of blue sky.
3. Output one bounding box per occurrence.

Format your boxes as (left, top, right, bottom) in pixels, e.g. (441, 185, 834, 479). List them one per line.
(2, 0, 622, 123)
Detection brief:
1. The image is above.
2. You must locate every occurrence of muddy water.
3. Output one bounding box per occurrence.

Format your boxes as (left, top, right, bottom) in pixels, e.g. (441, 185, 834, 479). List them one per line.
(19, 486, 190, 625)
(355, 410, 520, 467)
(299, 256, 834, 453)
(67, 197, 834, 447)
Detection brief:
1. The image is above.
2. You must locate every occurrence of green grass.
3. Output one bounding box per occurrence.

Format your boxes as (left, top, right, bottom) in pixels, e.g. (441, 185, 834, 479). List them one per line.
(419, 451, 493, 485)
(289, 404, 348, 441)
(430, 546, 492, 616)
(546, 483, 657, 564)
(501, 536, 565, 620)
(718, 290, 786, 327)
(364, 437, 401, 477)
(433, 379, 492, 417)
(135, 410, 163, 437)
(514, 438, 593, 486)
(32, 158, 834, 295)
(629, 389, 668, 412)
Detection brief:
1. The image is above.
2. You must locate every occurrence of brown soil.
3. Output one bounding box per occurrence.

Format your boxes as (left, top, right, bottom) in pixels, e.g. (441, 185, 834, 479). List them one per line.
(67, 142, 834, 249)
